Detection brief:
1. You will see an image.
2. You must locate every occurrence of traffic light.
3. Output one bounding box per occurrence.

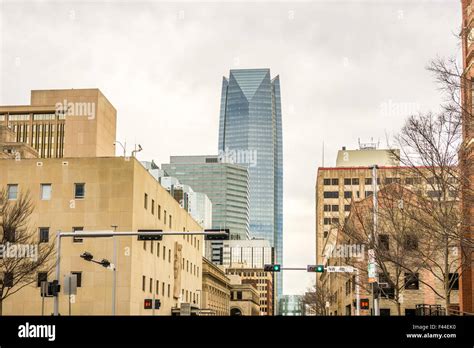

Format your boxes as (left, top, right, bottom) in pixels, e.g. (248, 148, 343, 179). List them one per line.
(155, 299, 161, 309)
(99, 259, 111, 268)
(204, 229, 230, 240)
(307, 265, 325, 273)
(144, 299, 153, 309)
(80, 252, 94, 261)
(360, 298, 370, 310)
(137, 229, 163, 241)
(264, 264, 281, 272)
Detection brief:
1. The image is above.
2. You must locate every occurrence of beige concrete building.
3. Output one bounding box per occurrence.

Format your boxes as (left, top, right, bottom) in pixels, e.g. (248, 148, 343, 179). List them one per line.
(226, 264, 273, 315)
(201, 257, 231, 315)
(0, 156, 203, 315)
(0, 125, 38, 159)
(0, 89, 116, 158)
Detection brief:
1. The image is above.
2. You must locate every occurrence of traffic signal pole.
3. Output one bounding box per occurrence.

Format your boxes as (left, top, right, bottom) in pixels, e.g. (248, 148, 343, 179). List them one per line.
(371, 165, 380, 316)
(53, 229, 229, 316)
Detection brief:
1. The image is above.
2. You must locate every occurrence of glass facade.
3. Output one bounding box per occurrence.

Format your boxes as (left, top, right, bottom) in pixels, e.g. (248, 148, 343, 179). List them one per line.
(222, 239, 272, 268)
(161, 155, 250, 241)
(218, 69, 283, 300)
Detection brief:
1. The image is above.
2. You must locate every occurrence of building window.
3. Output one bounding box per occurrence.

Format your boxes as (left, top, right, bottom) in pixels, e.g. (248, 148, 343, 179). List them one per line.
(169, 215, 172, 228)
(323, 231, 328, 238)
(142, 276, 146, 291)
(344, 205, 351, 212)
(157, 242, 160, 258)
(71, 272, 82, 287)
(163, 246, 166, 260)
(237, 291, 242, 300)
(73, 226, 83, 243)
(344, 191, 352, 199)
(74, 183, 85, 199)
(351, 178, 359, 185)
(149, 278, 153, 293)
(158, 205, 161, 220)
(323, 205, 330, 212)
(168, 249, 171, 263)
(167, 284, 170, 298)
(404, 273, 419, 290)
(150, 241, 154, 254)
(365, 178, 372, 185)
(156, 280, 159, 295)
(39, 227, 49, 243)
(143, 241, 146, 251)
(449, 273, 459, 290)
(331, 205, 339, 212)
(37, 272, 48, 287)
(403, 235, 418, 251)
(379, 234, 389, 251)
(40, 184, 52, 200)
(151, 199, 155, 215)
(162, 282, 165, 295)
(323, 191, 339, 199)
(144, 193, 148, 209)
(164, 211, 167, 225)
(331, 178, 339, 185)
(365, 191, 373, 198)
(7, 184, 18, 200)
(323, 178, 331, 185)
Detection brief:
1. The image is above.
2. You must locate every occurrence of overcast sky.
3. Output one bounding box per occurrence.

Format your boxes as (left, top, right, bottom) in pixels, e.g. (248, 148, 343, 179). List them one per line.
(0, 0, 462, 295)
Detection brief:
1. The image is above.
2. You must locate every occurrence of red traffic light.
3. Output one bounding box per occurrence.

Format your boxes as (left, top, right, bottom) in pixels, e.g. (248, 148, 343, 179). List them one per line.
(144, 299, 153, 309)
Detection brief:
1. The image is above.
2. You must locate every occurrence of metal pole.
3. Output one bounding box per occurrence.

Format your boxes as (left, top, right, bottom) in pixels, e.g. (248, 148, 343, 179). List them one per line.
(68, 276, 72, 316)
(111, 225, 118, 316)
(112, 237, 117, 316)
(53, 231, 62, 316)
(152, 241, 156, 316)
(355, 269, 360, 316)
(371, 165, 380, 316)
(41, 281, 46, 316)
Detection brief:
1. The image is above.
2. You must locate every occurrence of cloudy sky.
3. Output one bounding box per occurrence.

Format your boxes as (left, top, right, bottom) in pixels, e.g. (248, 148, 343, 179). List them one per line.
(0, 0, 462, 294)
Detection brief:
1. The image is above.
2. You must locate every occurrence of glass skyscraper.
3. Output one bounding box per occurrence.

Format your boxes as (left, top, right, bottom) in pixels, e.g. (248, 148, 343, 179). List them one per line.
(218, 68, 283, 300)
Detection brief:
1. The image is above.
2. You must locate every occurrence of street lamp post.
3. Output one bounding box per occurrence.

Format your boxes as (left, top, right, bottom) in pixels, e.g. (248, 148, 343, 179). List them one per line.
(111, 225, 118, 316)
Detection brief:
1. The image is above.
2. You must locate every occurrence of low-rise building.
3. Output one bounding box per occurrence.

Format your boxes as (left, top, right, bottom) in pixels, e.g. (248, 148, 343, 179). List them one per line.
(201, 257, 231, 315)
(228, 275, 260, 316)
(226, 264, 273, 315)
(0, 156, 203, 315)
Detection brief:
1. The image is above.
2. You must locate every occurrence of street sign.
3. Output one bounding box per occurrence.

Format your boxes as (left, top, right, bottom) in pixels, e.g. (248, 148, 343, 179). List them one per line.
(326, 266, 354, 273)
(368, 263, 377, 283)
(40, 281, 50, 298)
(63, 274, 77, 295)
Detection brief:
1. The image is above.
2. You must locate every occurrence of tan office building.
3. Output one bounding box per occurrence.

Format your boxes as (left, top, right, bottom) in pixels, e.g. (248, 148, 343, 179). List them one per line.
(228, 275, 260, 316)
(460, 0, 474, 314)
(316, 146, 400, 265)
(0, 89, 116, 158)
(0, 156, 203, 315)
(321, 186, 459, 316)
(226, 265, 273, 315)
(201, 257, 231, 315)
